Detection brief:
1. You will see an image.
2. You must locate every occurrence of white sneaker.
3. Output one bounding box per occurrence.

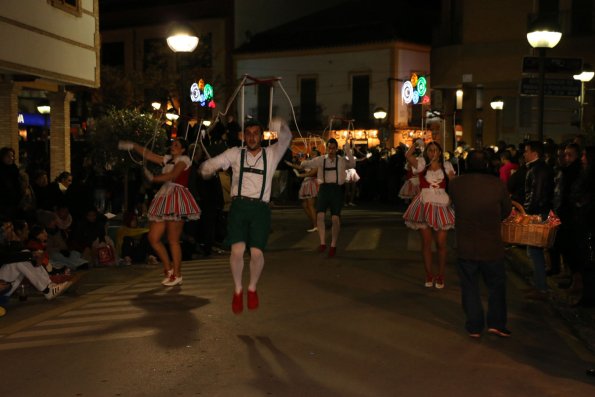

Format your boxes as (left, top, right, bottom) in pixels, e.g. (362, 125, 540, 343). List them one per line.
(161, 270, 173, 285)
(147, 255, 159, 266)
(163, 276, 183, 287)
(44, 281, 72, 300)
(307, 227, 318, 232)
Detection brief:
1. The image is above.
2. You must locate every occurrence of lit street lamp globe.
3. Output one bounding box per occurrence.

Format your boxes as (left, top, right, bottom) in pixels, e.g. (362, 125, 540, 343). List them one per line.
(166, 23, 199, 53)
(373, 107, 387, 120)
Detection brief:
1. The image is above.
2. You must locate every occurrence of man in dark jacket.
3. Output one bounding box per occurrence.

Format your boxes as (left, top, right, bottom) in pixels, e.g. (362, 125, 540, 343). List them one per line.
(523, 141, 554, 300)
(449, 150, 512, 338)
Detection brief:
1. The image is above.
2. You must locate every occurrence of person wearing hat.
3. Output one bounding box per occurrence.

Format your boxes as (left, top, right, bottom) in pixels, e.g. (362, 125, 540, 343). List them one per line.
(199, 118, 292, 314)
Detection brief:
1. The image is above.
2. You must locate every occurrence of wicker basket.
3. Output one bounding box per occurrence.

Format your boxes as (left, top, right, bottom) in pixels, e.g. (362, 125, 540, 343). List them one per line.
(501, 201, 558, 248)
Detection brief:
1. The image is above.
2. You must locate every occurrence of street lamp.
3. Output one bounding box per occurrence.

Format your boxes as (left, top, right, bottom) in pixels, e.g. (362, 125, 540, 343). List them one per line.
(37, 105, 51, 115)
(490, 96, 504, 140)
(167, 23, 199, 140)
(573, 63, 594, 132)
(527, 16, 562, 142)
(373, 107, 387, 147)
(166, 23, 199, 53)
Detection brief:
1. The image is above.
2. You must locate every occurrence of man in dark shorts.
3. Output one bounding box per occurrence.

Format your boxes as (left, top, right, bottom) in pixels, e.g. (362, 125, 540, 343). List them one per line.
(300, 138, 356, 257)
(199, 118, 291, 314)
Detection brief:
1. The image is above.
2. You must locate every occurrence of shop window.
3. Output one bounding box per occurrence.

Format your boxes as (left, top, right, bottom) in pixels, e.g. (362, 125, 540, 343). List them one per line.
(48, 0, 82, 17)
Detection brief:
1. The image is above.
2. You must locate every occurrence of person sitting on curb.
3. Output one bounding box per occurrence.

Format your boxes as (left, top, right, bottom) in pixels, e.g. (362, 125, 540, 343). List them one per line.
(0, 219, 71, 308)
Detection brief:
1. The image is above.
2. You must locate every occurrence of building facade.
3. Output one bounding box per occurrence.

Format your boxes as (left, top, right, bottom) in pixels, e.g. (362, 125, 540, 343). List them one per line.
(432, 0, 595, 149)
(0, 0, 100, 178)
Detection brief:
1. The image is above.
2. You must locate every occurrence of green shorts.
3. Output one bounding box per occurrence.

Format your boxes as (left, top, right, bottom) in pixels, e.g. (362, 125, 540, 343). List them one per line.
(225, 198, 271, 250)
(316, 184, 344, 216)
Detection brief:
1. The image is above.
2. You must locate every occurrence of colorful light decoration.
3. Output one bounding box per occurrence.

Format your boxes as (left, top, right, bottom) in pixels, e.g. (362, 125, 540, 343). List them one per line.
(402, 73, 430, 105)
(190, 79, 215, 107)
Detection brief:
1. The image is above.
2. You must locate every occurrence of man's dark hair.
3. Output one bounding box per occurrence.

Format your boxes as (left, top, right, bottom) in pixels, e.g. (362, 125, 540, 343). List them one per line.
(244, 119, 263, 133)
(565, 143, 580, 157)
(327, 138, 338, 146)
(465, 150, 489, 173)
(525, 140, 544, 157)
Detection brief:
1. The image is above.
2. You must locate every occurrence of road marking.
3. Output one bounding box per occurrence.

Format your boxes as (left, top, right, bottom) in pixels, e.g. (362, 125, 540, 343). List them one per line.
(0, 257, 231, 350)
(345, 228, 381, 251)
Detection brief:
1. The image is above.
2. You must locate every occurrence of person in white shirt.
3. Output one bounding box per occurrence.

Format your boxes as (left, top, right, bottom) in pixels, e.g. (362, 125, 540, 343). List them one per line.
(199, 118, 291, 314)
(300, 138, 356, 257)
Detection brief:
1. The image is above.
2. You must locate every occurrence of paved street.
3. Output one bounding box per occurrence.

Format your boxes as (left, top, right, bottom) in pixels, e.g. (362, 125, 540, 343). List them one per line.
(1, 205, 594, 396)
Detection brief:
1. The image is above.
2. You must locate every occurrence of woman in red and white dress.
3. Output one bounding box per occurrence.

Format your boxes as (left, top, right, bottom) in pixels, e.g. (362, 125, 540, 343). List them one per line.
(403, 141, 455, 289)
(286, 158, 319, 232)
(118, 138, 200, 286)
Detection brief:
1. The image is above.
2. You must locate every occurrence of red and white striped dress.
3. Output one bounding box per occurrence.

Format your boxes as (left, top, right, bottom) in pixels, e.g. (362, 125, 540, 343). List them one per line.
(298, 174, 319, 199)
(148, 155, 201, 222)
(403, 159, 454, 231)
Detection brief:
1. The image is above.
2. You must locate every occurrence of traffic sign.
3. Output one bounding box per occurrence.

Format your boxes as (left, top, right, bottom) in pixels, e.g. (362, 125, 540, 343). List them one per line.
(522, 57, 583, 74)
(520, 77, 581, 96)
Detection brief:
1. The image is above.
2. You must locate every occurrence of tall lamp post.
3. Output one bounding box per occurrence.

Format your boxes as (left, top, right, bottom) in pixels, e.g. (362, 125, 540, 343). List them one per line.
(373, 107, 387, 147)
(490, 96, 504, 141)
(527, 16, 562, 142)
(573, 64, 594, 132)
(167, 23, 199, 138)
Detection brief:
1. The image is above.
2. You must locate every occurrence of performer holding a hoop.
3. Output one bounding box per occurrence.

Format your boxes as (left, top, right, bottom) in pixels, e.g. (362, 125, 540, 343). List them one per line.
(199, 118, 291, 314)
(118, 138, 200, 286)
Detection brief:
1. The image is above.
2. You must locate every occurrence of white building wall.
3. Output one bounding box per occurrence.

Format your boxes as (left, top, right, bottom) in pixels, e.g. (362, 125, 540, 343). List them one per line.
(235, 45, 430, 131)
(236, 48, 395, 128)
(0, 0, 99, 87)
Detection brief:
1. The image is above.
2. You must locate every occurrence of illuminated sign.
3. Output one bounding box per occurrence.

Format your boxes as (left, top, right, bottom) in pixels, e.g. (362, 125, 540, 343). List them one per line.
(17, 113, 48, 127)
(190, 79, 216, 108)
(402, 73, 430, 105)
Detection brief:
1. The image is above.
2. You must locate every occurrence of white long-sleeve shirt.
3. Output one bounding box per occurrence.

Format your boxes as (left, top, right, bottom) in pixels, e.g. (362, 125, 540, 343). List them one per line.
(301, 144, 356, 185)
(199, 124, 291, 202)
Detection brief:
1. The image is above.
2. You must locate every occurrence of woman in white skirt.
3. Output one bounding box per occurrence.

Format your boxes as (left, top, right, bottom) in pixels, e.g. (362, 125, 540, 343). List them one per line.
(118, 138, 200, 286)
(286, 160, 319, 232)
(403, 141, 455, 289)
(398, 162, 420, 202)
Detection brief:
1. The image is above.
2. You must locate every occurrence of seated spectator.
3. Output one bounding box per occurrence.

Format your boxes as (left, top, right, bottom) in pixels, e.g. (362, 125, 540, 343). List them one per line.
(0, 219, 71, 308)
(40, 210, 88, 271)
(115, 212, 155, 265)
(70, 207, 107, 262)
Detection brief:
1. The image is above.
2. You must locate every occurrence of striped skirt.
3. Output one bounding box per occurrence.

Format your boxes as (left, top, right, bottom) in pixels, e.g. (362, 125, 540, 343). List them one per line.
(403, 193, 455, 231)
(148, 183, 201, 222)
(298, 177, 319, 199)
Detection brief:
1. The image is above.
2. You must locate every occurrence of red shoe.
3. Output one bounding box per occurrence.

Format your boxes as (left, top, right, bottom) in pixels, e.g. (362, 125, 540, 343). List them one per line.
(232, 291, 243, 314)
(247, 289, 259, 310)
(318, 244, 327, 252)
(328, 246, 336, 258)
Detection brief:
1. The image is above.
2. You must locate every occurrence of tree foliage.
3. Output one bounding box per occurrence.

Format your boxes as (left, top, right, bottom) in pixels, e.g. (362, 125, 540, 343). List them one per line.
(89, 108, 168, 173)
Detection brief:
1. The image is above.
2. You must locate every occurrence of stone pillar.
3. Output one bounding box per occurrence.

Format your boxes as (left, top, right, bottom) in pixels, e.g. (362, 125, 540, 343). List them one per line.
(0, 82, 21, 160)
(48, 90, 74, 181)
